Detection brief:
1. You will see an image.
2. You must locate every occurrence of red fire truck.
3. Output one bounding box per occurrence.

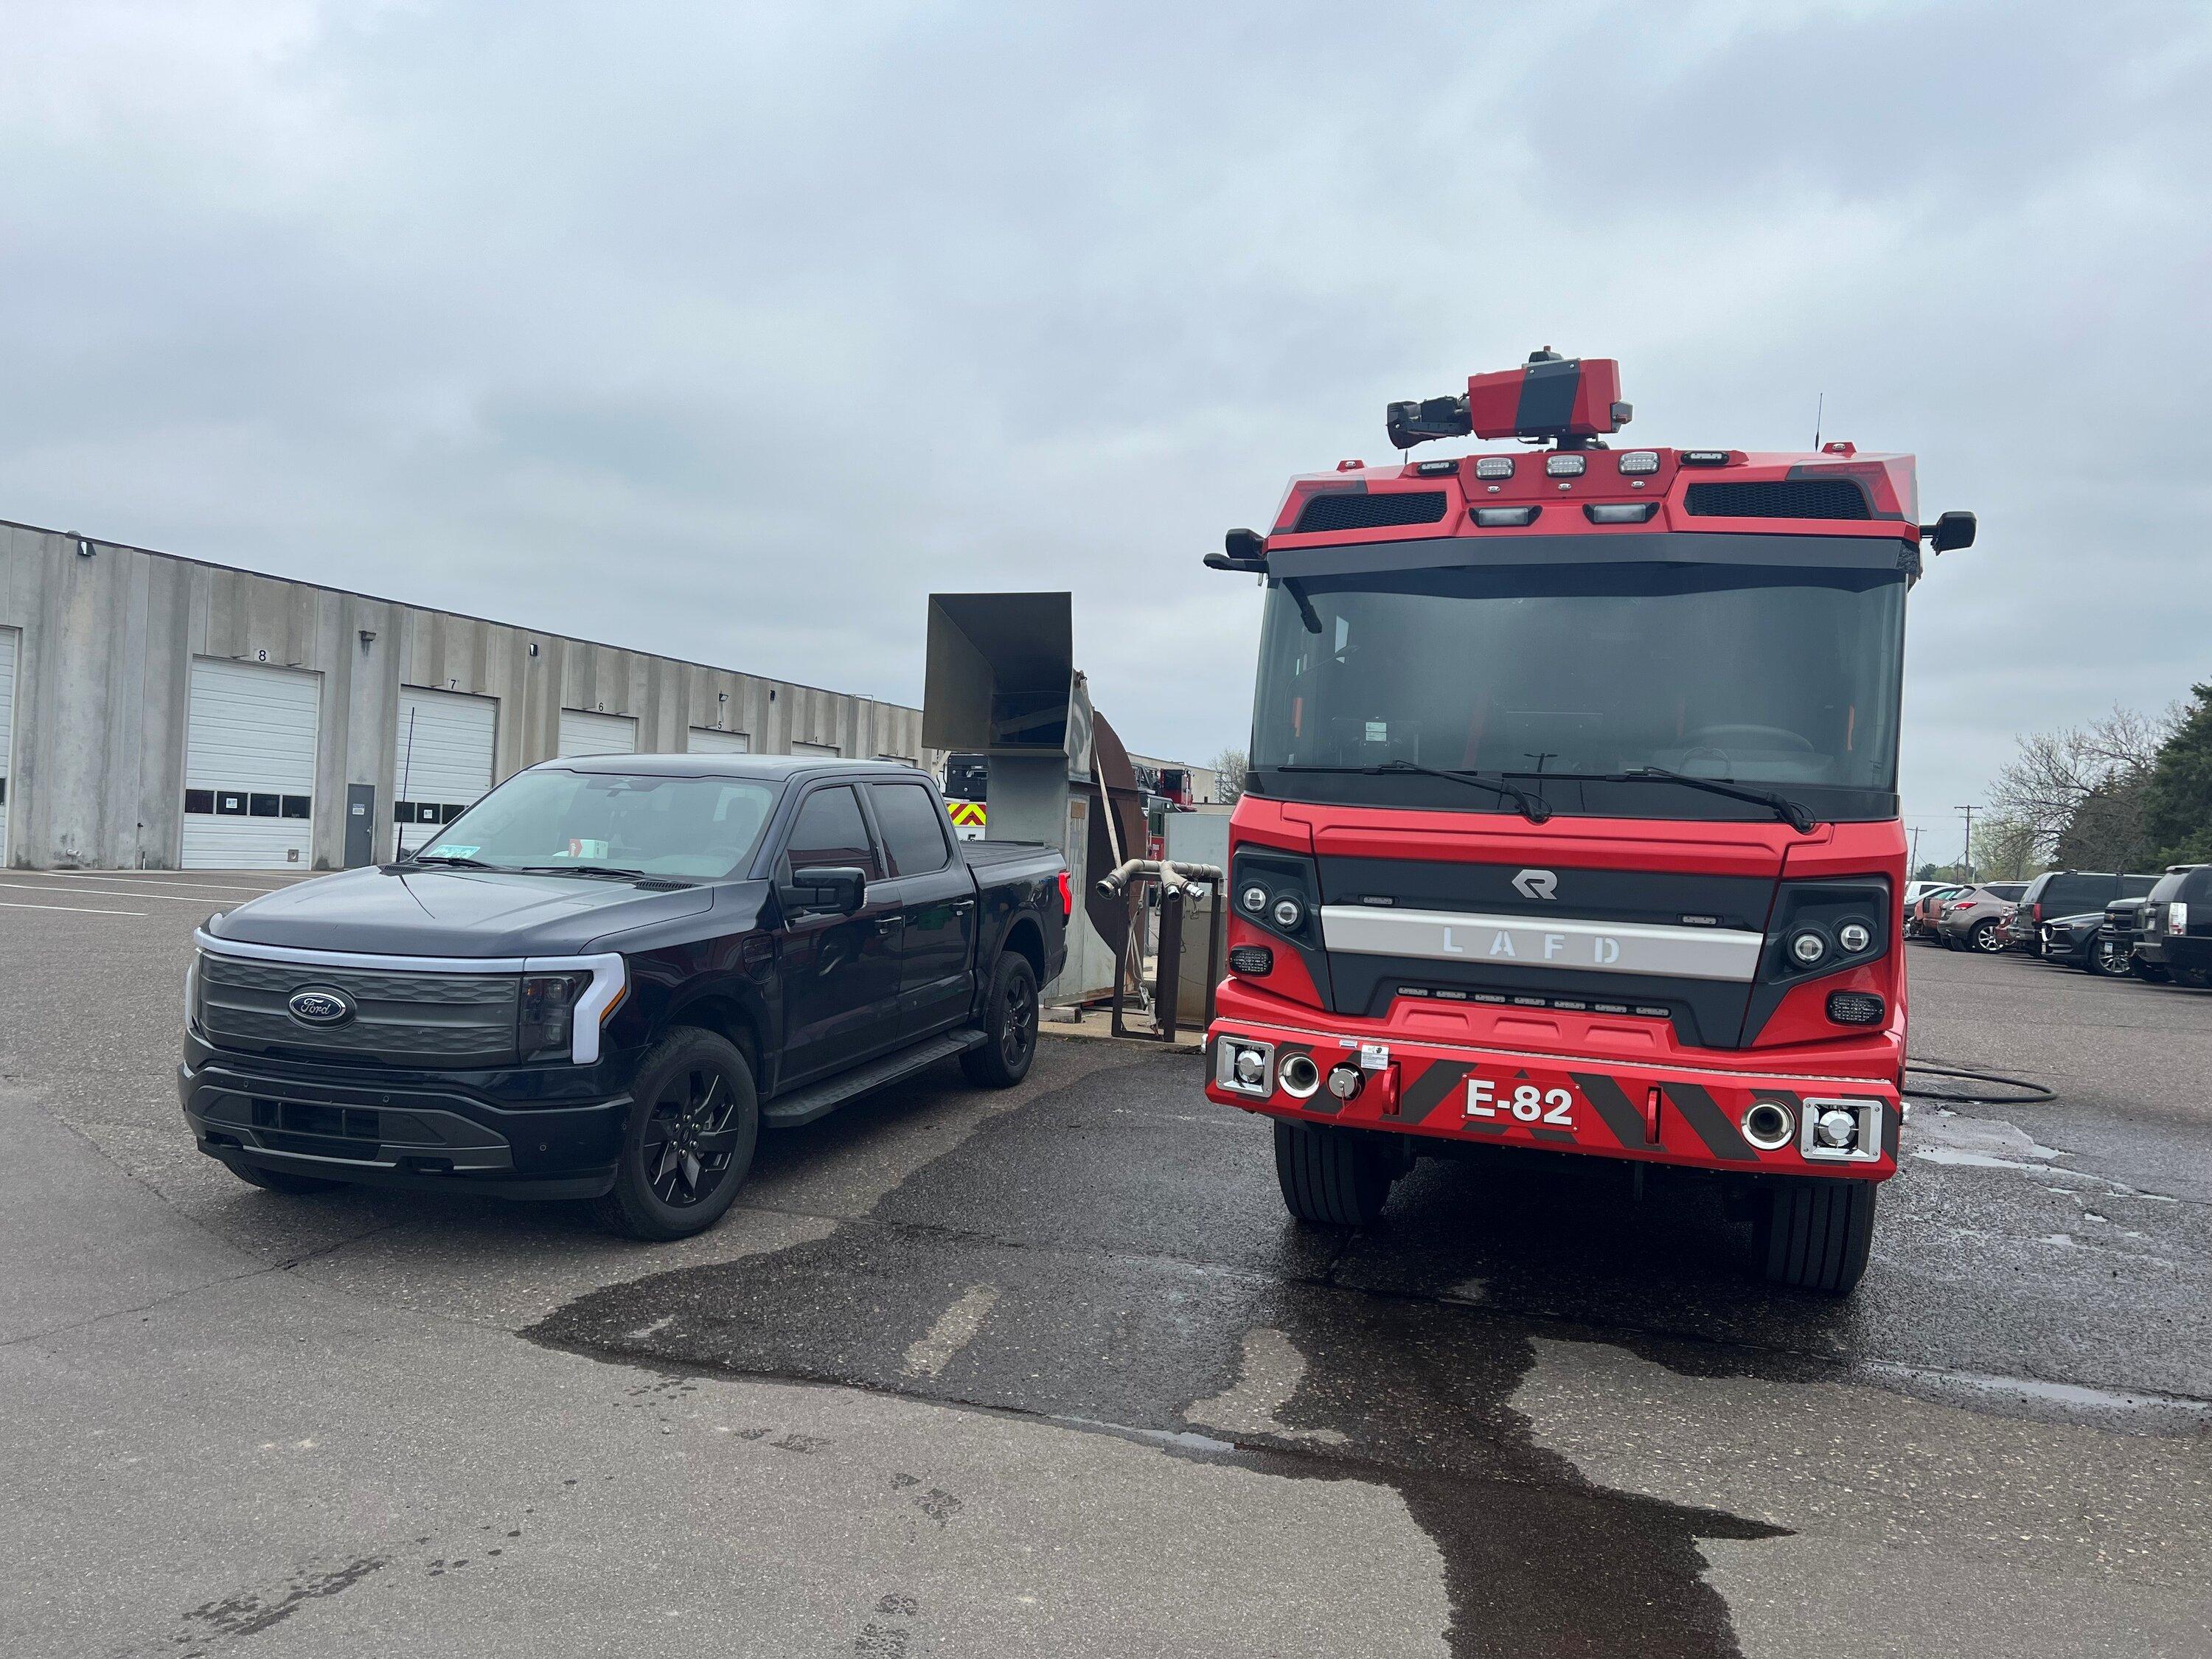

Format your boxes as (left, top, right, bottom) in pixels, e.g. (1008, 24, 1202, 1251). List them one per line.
(1202, 352, 1974, 1294)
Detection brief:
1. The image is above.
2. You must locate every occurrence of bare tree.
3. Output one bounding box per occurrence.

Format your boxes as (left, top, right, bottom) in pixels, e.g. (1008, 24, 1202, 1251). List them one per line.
(1208, 747, 1248, 804)
(1969, 815, 2042, 881)
(1989, 706, 2174, 869)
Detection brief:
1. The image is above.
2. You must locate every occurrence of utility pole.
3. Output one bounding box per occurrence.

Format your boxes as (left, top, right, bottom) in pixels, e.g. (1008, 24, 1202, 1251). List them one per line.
(1955, 804, 1977, 883)
(1908, 824, 1922, 876)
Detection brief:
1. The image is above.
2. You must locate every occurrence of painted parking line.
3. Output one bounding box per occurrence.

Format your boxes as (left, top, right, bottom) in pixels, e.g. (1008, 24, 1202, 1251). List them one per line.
(0, 880, 235, 905)
(0, 900, 147, 917)
(30, 872, 305, 895)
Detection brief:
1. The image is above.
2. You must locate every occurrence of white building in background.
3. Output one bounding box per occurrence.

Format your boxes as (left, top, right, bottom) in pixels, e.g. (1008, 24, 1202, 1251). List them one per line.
(0, 516, 933, 871)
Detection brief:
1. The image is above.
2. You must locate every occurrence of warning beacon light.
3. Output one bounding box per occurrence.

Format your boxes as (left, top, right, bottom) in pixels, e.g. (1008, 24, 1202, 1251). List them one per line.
(1386, 349, 1632, 451)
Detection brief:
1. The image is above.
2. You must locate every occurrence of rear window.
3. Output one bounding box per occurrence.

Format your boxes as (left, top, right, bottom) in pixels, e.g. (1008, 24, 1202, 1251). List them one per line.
(2042, 874, 2115, 916)
(870, 782, 953, 876)
(2118, 874, 2160, 897)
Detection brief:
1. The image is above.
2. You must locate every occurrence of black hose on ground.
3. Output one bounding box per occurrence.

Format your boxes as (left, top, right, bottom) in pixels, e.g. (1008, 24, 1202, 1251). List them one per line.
(1903, 1059, 2059, 1106)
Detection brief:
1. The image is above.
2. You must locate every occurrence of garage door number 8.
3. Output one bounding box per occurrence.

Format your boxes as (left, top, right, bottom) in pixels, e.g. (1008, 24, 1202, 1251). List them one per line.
(1467, 1077, 1573, 1125)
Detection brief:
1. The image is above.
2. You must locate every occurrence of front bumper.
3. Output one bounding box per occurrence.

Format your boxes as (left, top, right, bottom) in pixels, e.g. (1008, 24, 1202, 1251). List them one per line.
(1205, 1015, 1899, 1180)
(179, 1040, 633, 1199)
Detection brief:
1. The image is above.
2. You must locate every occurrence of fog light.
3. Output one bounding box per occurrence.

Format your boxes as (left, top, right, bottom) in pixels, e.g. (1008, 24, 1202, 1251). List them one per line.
(1583, 501, 1659, 524)
(1826, 990, 1885, 1026)
(1228, 945, 1274, 976)
(1790, 930, 1828, 966)
(1815, 1107, 1859, 1150)
(1240, 883, 1268, 915)
(1327, 1063, 1364, 1100)
(1837, 919, 1873, 952)
(1271, 895, 1305, 930)
(1474, 505, 1542, 527)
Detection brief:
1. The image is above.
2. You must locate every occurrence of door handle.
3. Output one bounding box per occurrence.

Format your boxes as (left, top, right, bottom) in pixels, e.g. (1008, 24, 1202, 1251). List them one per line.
(877, 917, 902, 934)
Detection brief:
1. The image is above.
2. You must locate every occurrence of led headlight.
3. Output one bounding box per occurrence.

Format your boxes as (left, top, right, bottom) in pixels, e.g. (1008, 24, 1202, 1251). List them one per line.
(1837, 920, 1873, 953)
(1240, 884, 1268, 915)
(1270, 895, 1305, 931)
(519, 970, 594, 1062)
(1790, 929, 1828, 966)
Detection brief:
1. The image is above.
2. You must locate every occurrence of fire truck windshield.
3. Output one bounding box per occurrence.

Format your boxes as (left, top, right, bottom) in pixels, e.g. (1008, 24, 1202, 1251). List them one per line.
(1250, 552, 1906, 822)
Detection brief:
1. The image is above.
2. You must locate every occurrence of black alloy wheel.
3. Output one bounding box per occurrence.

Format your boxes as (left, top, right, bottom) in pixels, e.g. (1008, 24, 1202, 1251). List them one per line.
(601, 1028, 759, 1240)
(961, 951, 1040, 1088)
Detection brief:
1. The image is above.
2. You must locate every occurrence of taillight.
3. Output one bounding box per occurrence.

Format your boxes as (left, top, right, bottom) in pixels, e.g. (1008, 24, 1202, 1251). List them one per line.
(1057, 869, 1072, 919)
(2031, 902, 2042, 922)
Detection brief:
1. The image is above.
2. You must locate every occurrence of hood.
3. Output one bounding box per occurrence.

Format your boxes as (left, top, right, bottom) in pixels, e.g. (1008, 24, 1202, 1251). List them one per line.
(205, 865, 717, 958)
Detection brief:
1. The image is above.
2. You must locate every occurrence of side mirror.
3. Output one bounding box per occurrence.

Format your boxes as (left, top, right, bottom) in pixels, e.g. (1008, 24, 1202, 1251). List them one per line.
(788, 865, 866, 917)
(1922, 510, 1976, 553)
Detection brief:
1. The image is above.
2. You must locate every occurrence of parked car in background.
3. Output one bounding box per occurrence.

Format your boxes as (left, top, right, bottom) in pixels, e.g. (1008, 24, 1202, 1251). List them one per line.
(2098, 894, 2156, 978)
(1904, 880, 1956, 914)
(2138, 865, 2211, 987)
(2041, 910, 2128, 974)
(2004, 870, 2162, 954)
(1907, 883, 1969, 942)
(1935, 881, 2028, 952)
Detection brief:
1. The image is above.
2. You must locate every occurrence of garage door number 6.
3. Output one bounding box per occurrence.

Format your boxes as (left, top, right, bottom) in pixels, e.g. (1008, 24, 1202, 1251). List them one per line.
(1467, 1077, 1573, 1125)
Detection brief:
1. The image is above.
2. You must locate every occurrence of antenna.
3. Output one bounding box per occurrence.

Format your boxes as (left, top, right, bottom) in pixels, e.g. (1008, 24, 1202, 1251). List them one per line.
(1813, 392, 1824, 452)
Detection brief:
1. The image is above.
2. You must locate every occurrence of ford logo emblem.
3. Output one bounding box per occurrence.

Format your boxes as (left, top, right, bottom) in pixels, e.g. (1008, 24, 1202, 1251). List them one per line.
(287, 987, 355, 1026)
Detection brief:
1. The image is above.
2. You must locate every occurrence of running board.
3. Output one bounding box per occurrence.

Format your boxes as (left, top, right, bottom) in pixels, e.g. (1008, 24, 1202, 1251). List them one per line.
(762, 1029, 986, 1128)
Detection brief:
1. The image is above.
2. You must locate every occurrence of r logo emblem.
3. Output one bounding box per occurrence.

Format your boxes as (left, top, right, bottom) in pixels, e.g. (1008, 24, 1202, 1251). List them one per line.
(1512, 869, 1559, 900)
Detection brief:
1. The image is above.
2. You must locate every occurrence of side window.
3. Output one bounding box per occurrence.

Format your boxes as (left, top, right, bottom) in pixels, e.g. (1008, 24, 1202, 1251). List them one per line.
(871, 782, 953, 877)
(782, 785, 882, 879)
(2119, 874, 2158, 898)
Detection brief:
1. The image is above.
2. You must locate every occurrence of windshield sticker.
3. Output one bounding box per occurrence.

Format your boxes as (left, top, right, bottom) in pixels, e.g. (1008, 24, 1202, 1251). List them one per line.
(437, 845, 480, 858)
(566, 838, 611, 860)
(1365, 721, 1388, 743)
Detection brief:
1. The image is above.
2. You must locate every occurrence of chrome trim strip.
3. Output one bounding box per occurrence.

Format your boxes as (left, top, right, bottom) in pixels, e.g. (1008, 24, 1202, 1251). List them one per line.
(190, 930, 627, 1065)
(1319, 904, 1763, 982)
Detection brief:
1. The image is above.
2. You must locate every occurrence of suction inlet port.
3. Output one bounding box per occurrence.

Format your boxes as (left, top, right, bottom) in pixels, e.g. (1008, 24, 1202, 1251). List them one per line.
(1741, 1099, 1796, 1152)
(1279, 1053, 1322, 1099)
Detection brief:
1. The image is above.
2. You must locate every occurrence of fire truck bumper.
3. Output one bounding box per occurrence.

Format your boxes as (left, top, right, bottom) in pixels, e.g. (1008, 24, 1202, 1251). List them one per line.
(1205, 1017, 1899, 1180)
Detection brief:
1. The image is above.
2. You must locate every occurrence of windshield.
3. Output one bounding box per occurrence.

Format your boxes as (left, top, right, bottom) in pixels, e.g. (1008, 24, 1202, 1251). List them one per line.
(1251, 558, 1905, 820)
(417, 769, 776, 879)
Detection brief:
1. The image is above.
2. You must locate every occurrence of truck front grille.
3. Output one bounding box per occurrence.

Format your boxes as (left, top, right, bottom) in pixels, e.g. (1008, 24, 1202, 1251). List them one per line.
(197, 953, 521, 1067)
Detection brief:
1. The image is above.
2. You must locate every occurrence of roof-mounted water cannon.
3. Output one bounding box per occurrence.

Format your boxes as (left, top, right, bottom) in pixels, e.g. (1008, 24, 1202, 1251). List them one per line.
(1386, 349, 1632, 452)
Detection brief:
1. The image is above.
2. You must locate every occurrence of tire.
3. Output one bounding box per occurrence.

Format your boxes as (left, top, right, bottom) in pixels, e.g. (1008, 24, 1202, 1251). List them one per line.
(226, 1160, 343, 1195)
(1756, 1175, 1877, 1295)
(1969, 919, 2006, 953)
(2174, 968, 2212, 990)
(2133, 959, 2170, 983)
(961, 950, 1040, 1088)
(1273, 1121, 1396, 1227)
(599, 1027, 759, 1241)
(2091, 945, 2132, 978)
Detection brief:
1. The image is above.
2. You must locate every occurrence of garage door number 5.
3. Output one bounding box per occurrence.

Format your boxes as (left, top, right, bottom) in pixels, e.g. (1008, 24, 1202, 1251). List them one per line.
(1467, 1077, 1573, 1125)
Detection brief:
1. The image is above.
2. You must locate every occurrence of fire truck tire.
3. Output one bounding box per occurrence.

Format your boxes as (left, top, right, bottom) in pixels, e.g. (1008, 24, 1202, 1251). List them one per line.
(1757, 1175, 1877, 1295)
(1273, 1121, 1394, 1227)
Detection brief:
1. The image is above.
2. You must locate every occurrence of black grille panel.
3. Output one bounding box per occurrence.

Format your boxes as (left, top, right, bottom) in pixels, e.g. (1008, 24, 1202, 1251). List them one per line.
(1683, 479, 1871, 520)
(1292, 490, 1450, 534)
(198, 953, 520, 1066)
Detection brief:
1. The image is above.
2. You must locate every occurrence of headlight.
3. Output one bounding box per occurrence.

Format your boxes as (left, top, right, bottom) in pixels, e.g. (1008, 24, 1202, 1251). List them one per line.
(1270, 895, 1305, 931)
(1837, 920, 1873, 952)
(1790, 929, 1828, 966)
(519, 970, 594, 1062)
(1239, 884, 1268, 915)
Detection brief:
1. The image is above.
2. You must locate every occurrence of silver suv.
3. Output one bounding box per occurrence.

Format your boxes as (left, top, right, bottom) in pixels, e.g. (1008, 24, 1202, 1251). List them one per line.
(1936, 882, 2028, 952)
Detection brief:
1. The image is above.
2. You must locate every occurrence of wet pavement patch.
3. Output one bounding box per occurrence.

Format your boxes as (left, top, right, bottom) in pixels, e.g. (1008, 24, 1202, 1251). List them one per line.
(531, 1055, 1804, 1656)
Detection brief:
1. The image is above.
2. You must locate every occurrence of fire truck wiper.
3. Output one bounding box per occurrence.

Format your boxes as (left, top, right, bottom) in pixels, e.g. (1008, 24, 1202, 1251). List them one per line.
(1277, 762, 1551, 824)
(1608, 766, 1818, 834)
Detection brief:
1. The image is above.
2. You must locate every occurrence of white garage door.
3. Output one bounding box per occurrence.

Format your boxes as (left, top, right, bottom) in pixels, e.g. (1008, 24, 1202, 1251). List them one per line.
(790, 739, 841, 757)
(557, 709, 638, 757)
(182, 659, 321, 869)
(394, 686, 498, 858)
(0, 628, 17, 864)
(686, 727, 751, 754)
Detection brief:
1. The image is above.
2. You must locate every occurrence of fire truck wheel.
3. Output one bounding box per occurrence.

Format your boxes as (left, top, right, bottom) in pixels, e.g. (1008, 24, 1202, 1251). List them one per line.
(1756, 1175, 1877, 1295)
(1273, 1121, 1395, 1227)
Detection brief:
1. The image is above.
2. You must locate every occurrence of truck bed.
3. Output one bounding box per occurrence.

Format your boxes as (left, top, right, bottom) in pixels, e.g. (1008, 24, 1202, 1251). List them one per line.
(961, 839, 1061, 877)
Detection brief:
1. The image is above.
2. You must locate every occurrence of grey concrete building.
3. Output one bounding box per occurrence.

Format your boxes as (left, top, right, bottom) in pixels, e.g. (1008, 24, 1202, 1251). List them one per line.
(0, 517, 931, 871)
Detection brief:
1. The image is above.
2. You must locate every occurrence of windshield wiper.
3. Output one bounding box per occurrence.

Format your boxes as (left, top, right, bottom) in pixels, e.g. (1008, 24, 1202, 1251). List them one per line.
(406, 854, 495, 869)
(1276, 762, 1551, 824)
(1604, 766, 1817, 833)
(512, 864, 653, 880)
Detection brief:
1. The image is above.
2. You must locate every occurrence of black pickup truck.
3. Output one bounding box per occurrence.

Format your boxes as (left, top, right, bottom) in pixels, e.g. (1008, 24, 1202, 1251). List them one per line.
(181, 755, 1068, 1239)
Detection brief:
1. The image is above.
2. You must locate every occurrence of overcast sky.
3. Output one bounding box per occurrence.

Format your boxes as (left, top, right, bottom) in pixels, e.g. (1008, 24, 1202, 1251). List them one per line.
(4, 1, 2206, 838)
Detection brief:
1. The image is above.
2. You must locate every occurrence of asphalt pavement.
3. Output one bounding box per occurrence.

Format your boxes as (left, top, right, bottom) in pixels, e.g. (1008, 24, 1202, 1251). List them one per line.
(2, 872, 2209, 1657)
